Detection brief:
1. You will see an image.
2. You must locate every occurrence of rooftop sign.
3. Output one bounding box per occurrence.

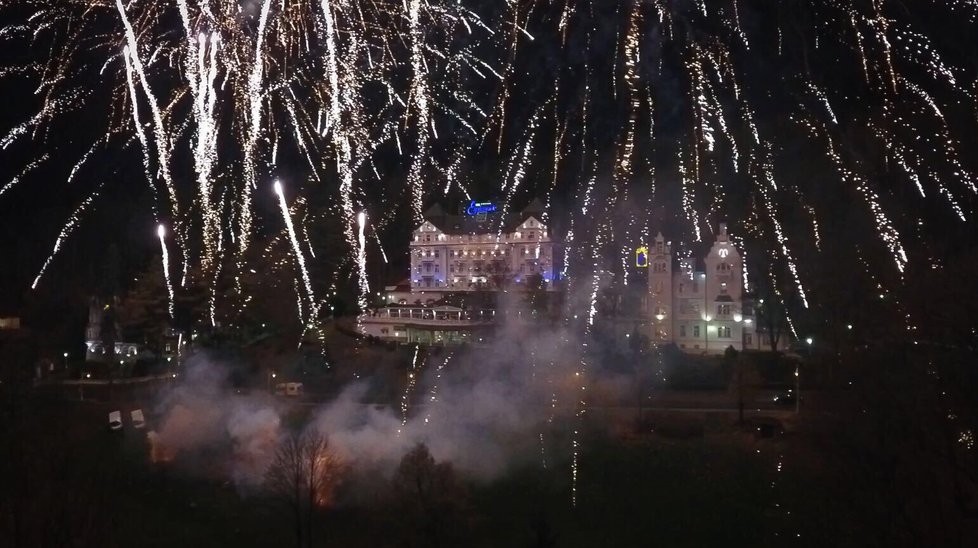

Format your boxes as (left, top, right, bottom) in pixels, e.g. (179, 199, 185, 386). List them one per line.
(465, 201, 497, 216)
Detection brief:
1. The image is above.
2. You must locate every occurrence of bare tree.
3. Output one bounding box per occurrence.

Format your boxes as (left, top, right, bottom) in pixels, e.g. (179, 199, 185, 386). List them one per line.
(729, 350, 762, 425)
(265, 431, 341, 548)
(390, 443, 472, 548)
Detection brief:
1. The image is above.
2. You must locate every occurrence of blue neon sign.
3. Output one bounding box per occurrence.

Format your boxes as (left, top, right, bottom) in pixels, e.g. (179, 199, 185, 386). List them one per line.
(466, 200, 497, 216)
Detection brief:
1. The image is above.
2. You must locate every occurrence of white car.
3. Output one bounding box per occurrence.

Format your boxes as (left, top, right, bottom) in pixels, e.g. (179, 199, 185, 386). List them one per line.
(131, 409, 146, 429)
(108, 411, 123, 431)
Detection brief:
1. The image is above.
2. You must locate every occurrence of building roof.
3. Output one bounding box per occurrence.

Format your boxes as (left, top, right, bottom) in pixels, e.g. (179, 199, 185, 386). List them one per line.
(420, 200, 546, 236)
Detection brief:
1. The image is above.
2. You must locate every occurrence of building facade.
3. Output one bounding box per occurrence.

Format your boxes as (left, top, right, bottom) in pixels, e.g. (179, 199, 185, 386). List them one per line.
(647, 223, 759, 354)
(409, 199, 560, 293)
(360, 199, 560, 343)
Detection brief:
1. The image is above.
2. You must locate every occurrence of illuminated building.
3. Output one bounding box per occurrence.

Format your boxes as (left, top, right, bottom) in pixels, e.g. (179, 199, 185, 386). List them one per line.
(407, 198, 560, 295)
(84, 296, 144, 363)
(359, 199, 562, 344)
(648, 223, 759, 353)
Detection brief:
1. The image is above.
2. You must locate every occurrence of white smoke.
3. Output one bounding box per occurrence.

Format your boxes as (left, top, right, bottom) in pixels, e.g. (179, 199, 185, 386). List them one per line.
(152, 355, 283, 486)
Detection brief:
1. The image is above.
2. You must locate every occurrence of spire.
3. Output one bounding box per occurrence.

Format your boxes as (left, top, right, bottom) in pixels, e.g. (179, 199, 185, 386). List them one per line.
(717, 222, 728, 242)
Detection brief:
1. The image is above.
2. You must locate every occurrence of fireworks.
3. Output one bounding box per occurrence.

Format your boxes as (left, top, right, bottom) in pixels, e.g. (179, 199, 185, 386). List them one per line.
(3, 1, 974, 323)
(158, 225, 175, 319)
(3, 0, 978, 507)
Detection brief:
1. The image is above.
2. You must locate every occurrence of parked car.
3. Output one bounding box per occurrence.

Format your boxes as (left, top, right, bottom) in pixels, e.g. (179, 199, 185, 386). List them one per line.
(108, 411, 123, 431)
(131, 409, 146, 429)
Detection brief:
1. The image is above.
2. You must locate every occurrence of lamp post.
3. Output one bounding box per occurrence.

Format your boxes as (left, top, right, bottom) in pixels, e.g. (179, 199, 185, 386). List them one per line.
(267, 371, 277, 392)
(797, 337, 812, 414)
(794, 364, 800, 414)
(63, 352, 68, 371)
(704, 316, 711, 354)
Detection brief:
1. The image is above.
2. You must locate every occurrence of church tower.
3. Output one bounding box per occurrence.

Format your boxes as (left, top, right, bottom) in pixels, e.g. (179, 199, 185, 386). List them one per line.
(648, 232, 672, 343)
(703, 223, 744, 352)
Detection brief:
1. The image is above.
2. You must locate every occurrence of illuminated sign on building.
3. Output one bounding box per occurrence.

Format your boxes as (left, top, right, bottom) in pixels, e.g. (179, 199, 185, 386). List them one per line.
(465, 201, 498, 216)
(718, 248, 729, 259)
(635, 246, 649, 268)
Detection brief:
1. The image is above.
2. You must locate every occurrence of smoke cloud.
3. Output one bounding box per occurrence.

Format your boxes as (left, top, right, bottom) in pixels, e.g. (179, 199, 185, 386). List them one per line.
(149, 288, 634, 491)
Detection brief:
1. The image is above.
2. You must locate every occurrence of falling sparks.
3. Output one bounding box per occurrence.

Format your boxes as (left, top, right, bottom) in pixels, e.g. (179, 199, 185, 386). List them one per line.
(274, 180, 318, 319)
(155, 225, 176, 320)
(3, 0, 978, 509)
(32, 185, 102, 289)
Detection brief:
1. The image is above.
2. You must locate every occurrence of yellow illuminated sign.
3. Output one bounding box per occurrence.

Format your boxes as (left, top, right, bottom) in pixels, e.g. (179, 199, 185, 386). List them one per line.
(635, 246, 649, 268)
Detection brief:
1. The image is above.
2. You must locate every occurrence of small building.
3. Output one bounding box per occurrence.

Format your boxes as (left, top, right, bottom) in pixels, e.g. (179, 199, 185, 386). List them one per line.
(647, 223, 762, 354)
(84, 296, 146, 363)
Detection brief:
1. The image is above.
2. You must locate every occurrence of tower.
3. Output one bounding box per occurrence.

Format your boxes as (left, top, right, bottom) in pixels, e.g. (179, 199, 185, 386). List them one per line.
(648, 232, 672, 343)
(703, 223, 744, 352)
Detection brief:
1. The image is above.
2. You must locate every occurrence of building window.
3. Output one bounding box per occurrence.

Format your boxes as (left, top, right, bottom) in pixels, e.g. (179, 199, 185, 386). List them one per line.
(693, 325, 700, 338)
(434, 250, 440, 258)
(717, 304, 731, 317)
(746, 334, 753, 346)
(434, 264, 440, 273)
(719, 326, 731, 338)
(679, 325, 686, 337)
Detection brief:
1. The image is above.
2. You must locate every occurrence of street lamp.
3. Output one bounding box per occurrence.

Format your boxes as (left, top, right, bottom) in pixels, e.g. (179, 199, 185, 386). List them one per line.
(268, 371, 277, 391)
(704, 315, 712, 353)
(794, 365, 801, 414)
(63, 352, 68, 371)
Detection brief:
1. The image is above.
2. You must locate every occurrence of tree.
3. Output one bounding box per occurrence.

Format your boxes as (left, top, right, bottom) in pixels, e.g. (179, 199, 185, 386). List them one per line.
(389, 443, 471, 548)
(265, 432, 342, 548)
(729, 350, 761, 425)
(523, 273, 549, 316)
(754, 297, 787, 353)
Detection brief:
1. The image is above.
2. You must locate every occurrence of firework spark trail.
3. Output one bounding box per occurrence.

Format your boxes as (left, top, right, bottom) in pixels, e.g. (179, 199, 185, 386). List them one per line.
(158, 224, 175, 319)
(406, 0, 430, 225)
(0, 95, 69, 150)
(239, 0, 274, 258)
(423, 352, 452, 425)
(67, 139, 104, 185)
(400, 344, 422, 431)
(31, 184, 102, 290)
(0, 153, 48, 198)
(274, 180, 318, 319)
(756, 149, 810, 308)
(356, 210, 369, 315)
(115, 0, 176, 210)
(191, 31, 222, 271)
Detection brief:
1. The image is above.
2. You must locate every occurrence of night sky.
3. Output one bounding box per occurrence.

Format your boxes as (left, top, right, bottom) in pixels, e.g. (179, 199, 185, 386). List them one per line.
(1, 0, 977, 328)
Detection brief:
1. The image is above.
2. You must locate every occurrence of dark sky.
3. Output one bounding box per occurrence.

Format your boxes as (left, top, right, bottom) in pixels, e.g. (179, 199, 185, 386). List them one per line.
(1, 1, 976, 321)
